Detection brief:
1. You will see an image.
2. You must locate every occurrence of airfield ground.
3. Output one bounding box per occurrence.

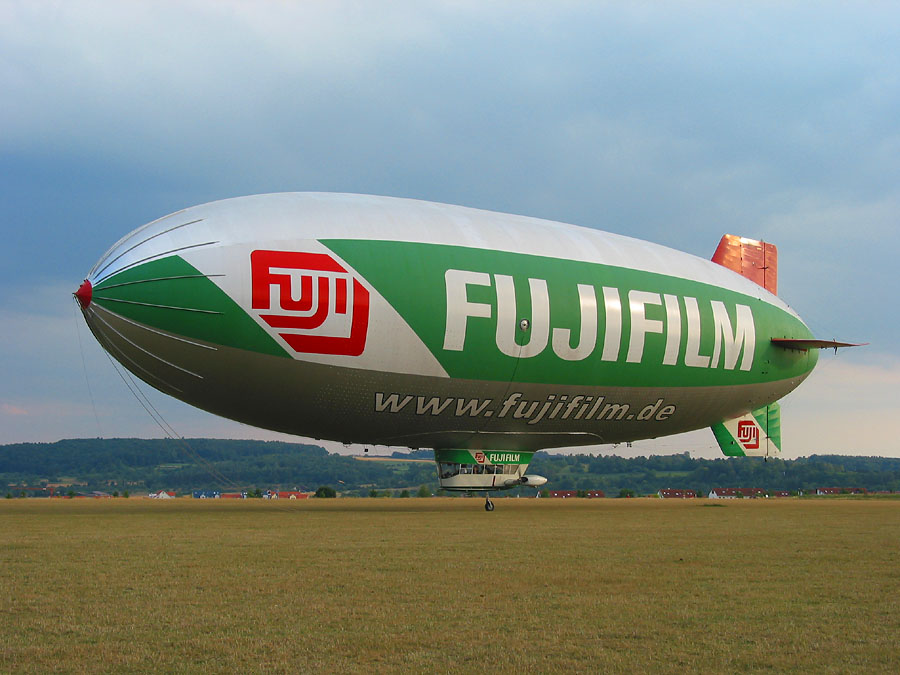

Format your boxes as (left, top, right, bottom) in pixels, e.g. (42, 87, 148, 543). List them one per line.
(2, 498, 898, 672)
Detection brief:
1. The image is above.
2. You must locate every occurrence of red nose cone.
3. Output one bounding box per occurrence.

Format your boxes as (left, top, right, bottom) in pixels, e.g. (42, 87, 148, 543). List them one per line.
(75, 279, 92, 309)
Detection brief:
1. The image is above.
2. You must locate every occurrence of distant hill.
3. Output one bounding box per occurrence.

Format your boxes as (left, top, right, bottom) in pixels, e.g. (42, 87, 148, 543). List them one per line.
(528, 452, 900, 496)
(0, 438, 432, 494)
(2, 438, 899, 495)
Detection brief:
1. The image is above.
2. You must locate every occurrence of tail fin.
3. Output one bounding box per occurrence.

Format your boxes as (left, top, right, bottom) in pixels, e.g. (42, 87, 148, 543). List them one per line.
(712, 234, 777, 294)
(712, 403, 781, 458)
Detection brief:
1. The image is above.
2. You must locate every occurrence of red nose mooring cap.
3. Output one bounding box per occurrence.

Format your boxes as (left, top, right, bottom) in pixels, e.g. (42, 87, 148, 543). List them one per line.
(75, 279, 92, 309)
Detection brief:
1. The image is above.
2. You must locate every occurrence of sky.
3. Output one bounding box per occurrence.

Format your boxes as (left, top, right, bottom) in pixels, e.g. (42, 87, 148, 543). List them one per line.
(1, 1, 898, 458)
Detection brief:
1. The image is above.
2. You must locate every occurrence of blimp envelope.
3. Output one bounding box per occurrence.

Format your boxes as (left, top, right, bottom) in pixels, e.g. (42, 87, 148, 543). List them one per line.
(75, 192, 837, 457)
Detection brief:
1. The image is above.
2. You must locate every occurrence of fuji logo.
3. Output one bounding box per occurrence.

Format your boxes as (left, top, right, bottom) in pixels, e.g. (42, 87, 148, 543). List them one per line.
(251, 250, 369, 356)
(737, 420, 760, 449)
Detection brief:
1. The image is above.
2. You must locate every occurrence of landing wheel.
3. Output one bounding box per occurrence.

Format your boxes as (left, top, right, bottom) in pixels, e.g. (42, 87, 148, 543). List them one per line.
(485, 497, 494, 512)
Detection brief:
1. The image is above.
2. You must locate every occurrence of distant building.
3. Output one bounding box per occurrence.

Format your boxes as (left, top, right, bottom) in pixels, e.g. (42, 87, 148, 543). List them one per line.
(708, 487, 766, 499)
(771, 490, 791, 498)
(548, 490, 577, 498)
(585, 490, 605, 498)
(816, 487, 867, 495)
(276, 491, 310, 500)
(192, 490, 220, 499)
(220, 492, 245, 499)
(658, 489, 696, 499)
(149, 490, 176, 499)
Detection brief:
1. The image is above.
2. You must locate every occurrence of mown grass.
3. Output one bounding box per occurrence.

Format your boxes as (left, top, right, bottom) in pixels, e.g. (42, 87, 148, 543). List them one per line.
(1, 498, 898, 673)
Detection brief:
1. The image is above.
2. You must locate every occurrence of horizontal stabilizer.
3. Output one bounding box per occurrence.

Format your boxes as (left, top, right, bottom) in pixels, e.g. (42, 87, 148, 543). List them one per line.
(712, 403, 781, 458)
(772, 338, 867, 351)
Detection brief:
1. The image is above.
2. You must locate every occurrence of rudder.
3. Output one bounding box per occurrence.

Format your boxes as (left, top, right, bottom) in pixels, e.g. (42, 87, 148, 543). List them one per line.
(712, 402, 782, 458)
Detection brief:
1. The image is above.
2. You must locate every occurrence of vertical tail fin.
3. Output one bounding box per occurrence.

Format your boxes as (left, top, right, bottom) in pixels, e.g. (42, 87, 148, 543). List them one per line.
(712, 234, 778, 295)
(712, 402, 782, 458)
(711, 235, 782, 458)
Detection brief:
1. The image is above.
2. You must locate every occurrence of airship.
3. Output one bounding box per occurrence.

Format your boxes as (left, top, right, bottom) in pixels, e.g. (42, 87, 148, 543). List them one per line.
(75, 193, 859, 509)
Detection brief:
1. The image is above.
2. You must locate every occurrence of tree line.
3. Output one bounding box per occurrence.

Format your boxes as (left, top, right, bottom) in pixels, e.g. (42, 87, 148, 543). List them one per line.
(2, 438, 899, 495)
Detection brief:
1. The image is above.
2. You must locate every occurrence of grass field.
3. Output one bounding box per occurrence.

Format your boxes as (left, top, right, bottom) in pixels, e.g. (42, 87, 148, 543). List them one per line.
(2, 498, 899, 672)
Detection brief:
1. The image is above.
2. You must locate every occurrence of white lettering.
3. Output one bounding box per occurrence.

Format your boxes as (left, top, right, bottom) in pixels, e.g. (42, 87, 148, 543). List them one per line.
(440, 270, 757, 373)
(710, 302, 755, 371)
(663, 294, 681, 366)
(443, 270, 492, 351)
(552, 284, 597, 361)
(627, 290, 663, 363)
(601, 287, 622, 362)
(683, 296, 710, 368)
(495, 275, 549, 358)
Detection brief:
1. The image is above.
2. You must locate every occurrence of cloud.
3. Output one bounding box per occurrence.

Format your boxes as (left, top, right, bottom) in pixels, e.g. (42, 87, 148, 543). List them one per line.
(5, 2, 897, 194)
(780, 352, 900, 457)
(4, 3, 898, 252)
(1, 2, 439, 154)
